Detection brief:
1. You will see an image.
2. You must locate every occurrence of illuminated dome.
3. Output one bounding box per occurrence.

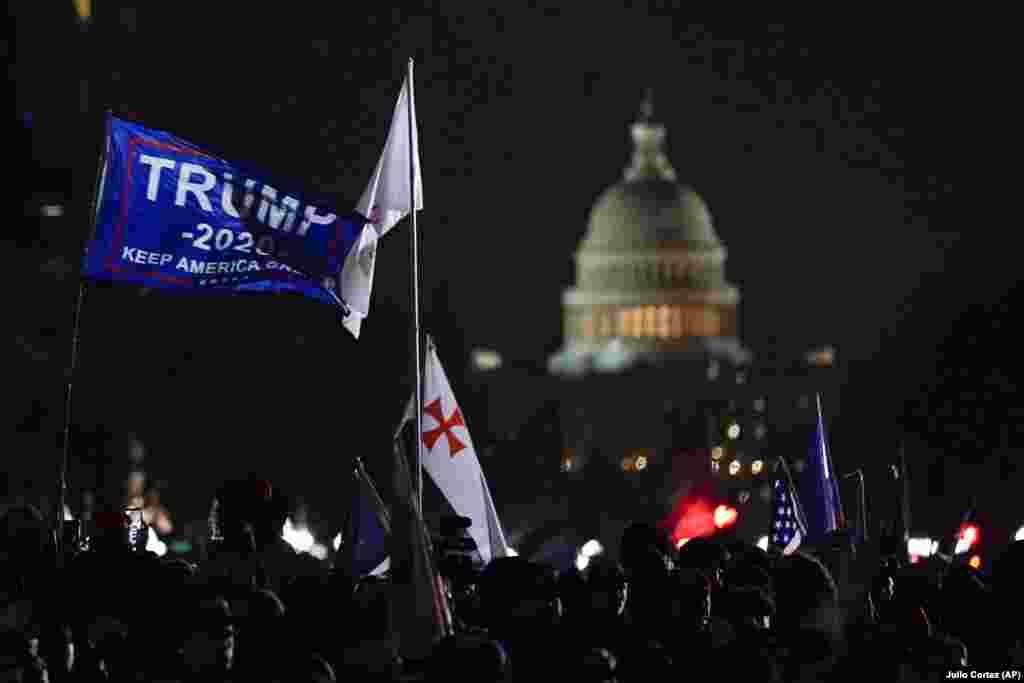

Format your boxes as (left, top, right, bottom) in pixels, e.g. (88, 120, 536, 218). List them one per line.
(550, 90, 748, 375)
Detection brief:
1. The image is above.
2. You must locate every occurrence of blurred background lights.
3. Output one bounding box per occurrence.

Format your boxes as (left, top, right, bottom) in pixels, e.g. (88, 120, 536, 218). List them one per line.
(711, 446, 724, 460)
(576, 538, 604, 571)
(146, 526, 167, 557)
(471, 348, 503, 371)
(726, 423, 740, 439)
(968, 555, 982, 570)
(283, 517, 328, 560)
(728, 459, 741, 476)
(756, 535, 769, 551)
(1015, 525, 1024, 542)
(907, 538, 938, 557)
(751, 459, 763, 475)
(713, 504, 737, 529)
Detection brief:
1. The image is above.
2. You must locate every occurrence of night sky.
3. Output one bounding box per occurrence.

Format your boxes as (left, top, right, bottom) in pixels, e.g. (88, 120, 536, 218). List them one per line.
(9, 7, 1006, 540)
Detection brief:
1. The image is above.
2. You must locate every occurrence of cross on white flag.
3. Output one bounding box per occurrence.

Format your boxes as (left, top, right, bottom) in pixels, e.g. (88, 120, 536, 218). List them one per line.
(419, 337, 510, 564)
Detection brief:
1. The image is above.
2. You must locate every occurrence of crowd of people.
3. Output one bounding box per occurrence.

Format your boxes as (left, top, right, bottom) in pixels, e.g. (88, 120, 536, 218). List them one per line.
(2, 476, 1023, 682)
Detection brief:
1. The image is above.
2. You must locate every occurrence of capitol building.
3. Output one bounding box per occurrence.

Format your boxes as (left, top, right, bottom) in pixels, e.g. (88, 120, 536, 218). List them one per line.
(549, 92, 749, 375)
(467, 93, 839, 558)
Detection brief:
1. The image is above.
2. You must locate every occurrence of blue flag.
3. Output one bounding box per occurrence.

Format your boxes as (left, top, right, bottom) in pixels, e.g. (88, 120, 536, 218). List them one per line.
(771, 459, 808, 555)
(349, 458, 391, 577)
(83, 114, 366, 309)
(798, 395, 845, 546)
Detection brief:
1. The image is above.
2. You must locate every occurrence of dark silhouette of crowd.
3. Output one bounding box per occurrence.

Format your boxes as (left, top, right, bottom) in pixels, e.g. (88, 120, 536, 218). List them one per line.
(2, 480, 1023, 682)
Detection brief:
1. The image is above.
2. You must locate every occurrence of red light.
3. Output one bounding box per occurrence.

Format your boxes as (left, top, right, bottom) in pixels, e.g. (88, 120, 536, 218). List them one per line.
(968, 555, 982, 570)
(959, 524, 980, 546)
(910, 554, 920, 564)
(713, 505, 738, 529)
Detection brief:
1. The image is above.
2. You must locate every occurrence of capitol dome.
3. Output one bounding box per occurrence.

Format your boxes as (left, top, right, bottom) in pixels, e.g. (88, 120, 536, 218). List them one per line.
(550, 91, 749, 375)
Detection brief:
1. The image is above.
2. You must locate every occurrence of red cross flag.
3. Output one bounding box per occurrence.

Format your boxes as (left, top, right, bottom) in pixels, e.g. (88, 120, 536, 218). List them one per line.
(420, 336, 510, 564)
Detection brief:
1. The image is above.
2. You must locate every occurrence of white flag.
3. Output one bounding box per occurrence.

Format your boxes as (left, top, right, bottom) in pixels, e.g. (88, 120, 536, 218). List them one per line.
(419, 337, 510, 563)
(341, 72, 422, 339)
(339, 225, 378, 338)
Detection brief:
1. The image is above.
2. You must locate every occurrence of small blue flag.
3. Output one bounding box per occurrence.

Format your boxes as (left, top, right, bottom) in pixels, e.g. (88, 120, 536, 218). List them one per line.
(83, 114, 365, 309)
(797, 395, 845, 547)
(349, 458, 391, 577)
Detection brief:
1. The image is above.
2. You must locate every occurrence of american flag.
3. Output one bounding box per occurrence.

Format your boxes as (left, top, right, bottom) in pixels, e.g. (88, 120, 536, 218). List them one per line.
(771, 463, 808, 555)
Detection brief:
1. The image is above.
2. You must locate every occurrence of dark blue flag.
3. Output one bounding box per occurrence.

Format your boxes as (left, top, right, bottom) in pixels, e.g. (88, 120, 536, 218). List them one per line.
(348, 458, 391, 577)
(83, 114, 366, 309)
(797, 395, 845, 547)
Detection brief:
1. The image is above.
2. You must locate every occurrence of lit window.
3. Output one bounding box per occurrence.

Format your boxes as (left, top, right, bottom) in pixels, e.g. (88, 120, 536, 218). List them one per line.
(617, 309, 630, 336)
(670, 306, 683, 337)
(582, 315, 595, 338)
(657, 306, 671, 338)
(644, 306, 656, 336)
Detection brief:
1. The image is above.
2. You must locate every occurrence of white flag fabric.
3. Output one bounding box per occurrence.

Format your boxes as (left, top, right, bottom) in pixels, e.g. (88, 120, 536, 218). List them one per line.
(341, 74, 422, 339)
(339, 224, 378, 338)
(356, 74, 422, 237)
(420, 337, 511, 563)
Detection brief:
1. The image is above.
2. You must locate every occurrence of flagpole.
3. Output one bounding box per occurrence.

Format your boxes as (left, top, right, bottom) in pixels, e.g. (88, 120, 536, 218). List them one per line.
(407, 57, 424, 514)
(56, 111, 109, 560)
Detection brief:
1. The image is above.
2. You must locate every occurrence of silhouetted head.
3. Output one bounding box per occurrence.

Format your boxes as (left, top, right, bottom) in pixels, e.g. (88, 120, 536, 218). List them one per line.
(772, 551, 839, 638)
(479, 558, 560, 632)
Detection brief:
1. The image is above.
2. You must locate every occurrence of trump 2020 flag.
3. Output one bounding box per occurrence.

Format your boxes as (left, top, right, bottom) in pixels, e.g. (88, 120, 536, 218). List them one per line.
(84, 114, 365, 309)
(797, 395, 845, 546)
(771, 459, 808, 555)
(417, 336, 510, 564)
(341, 71, 422, 338)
